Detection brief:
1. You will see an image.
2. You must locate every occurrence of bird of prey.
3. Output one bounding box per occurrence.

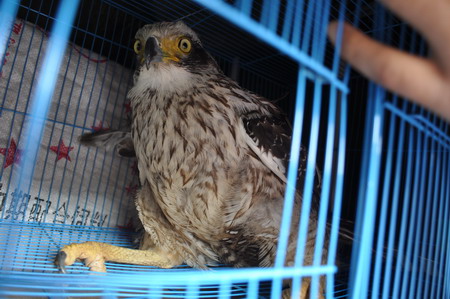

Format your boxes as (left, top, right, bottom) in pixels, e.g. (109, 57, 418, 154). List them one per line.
(56, 21, 326, 298)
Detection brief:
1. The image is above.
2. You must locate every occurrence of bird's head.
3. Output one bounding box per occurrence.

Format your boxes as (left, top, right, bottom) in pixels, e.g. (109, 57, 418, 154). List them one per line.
(133, 21, 219, 76)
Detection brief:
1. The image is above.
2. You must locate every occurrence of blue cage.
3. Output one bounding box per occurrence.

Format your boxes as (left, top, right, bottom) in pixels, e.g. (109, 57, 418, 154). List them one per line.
(0, 0, 448, 298)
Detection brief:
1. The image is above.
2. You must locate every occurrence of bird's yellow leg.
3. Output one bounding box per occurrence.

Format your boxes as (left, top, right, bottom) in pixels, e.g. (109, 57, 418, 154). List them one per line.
(299, 278, 311, 298)
(55, 241, 181, 273)
(281, 277, 326, 299)
(282, 279, 310, 299)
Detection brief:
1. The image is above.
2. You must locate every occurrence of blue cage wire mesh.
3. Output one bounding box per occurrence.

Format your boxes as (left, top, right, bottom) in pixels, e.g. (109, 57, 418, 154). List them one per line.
(347, 3, 450, 299)
(0, 0, 448, 298)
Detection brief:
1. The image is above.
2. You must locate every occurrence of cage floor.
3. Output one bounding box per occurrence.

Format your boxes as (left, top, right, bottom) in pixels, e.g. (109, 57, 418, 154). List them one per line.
(0, 221, 349, 298)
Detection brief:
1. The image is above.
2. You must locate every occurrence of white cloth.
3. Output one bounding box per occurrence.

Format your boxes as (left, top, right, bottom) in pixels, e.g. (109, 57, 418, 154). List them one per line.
(0, 19, 138, 228)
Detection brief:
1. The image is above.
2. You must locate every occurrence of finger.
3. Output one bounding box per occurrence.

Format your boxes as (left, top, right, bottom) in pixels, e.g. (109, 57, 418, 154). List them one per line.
(380, 0, 450, 73)
(328, 22, 450, 121)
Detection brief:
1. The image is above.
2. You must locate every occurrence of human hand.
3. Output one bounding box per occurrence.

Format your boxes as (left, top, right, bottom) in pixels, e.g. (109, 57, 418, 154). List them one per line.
(328, 0, 450, 122)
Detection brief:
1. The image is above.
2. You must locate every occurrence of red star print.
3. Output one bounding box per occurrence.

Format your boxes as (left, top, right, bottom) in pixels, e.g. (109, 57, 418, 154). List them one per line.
(50, 139, 74, 161)
(117, 218, 134, 230)
(0, 138, 22, 168)
(91, 121, 110, 132)
(124, 101, 132, 113)
(131, 161, 139, 176)
(125, 183, 138, 195)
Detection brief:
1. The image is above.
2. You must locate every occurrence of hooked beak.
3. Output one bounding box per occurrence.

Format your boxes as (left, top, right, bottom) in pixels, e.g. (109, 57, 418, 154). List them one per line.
(144, 36, 162, 69)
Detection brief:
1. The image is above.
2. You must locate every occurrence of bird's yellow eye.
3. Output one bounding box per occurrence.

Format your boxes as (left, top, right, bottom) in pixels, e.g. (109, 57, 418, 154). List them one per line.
(134, 40, 142, 54)
(178, 38, 192, 53)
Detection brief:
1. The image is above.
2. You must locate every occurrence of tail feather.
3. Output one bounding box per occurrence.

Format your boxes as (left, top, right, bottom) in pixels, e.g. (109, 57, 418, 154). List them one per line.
(79, 130, 135, 157)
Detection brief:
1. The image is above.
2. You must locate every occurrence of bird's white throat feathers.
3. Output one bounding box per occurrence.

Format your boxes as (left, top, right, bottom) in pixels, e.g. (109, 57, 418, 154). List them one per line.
(129, 64, 204, 98)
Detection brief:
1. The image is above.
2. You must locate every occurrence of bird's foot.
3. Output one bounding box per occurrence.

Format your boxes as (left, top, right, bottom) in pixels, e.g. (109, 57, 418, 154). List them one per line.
(55, 241, 181, 273)
(55, 241, 108, 273)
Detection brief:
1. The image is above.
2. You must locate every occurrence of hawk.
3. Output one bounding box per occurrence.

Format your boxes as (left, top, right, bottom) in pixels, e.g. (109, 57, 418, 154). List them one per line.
(56, 21, 326, 298)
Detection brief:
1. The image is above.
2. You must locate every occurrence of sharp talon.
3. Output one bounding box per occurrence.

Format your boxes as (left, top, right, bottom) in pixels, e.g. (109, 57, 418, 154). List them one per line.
(55, 251, 67, 274)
